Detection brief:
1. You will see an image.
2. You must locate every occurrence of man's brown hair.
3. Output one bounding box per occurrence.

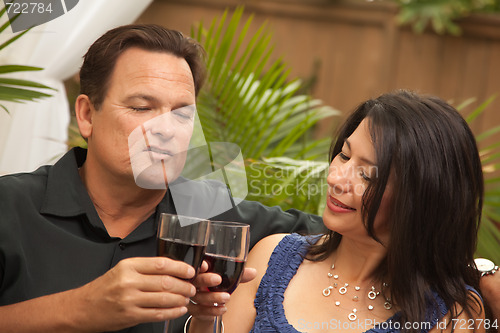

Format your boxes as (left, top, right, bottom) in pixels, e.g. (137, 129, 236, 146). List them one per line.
(79, 24, 206, 110)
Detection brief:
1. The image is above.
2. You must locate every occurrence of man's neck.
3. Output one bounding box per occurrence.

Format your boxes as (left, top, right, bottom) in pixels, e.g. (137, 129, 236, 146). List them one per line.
(78, 163, 166, 239)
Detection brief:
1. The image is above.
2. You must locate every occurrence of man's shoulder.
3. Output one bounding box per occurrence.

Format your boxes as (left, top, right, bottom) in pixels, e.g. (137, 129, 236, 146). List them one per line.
(0, 148, 82, 201)
(0, 166, 51, 229)
(0, 166, 51, 195)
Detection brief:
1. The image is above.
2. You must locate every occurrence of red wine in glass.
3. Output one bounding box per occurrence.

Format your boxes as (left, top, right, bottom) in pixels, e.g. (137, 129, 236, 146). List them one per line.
(157, 238, 206, 276)
(205, 253, 245, 294)
(204, 221, 249, 333)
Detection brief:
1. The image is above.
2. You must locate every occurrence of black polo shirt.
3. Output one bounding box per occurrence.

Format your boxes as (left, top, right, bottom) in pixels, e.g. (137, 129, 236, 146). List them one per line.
(0, 147, 323, 332)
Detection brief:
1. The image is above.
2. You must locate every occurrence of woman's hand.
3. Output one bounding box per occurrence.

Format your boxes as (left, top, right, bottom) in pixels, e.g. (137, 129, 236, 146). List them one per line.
(186, 261, 257, 332)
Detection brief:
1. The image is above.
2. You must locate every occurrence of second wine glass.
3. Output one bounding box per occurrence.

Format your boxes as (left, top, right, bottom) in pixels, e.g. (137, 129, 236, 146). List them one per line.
(204, 221, 250, 333)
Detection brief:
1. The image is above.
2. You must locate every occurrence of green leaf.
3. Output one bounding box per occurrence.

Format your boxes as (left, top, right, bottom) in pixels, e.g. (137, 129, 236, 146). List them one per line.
(479, 140, 500, 156)
(0, 26, 31, 51)
(464, 95, 496, 123)
(0, 86, 52, 102)
(0, 17, 11, 34)
(0, 65, 44, 74)
(476, 124, 500, 142)
(0, 78, 56, 90)
(0, 103, 9, 114)
(0, 4, 6, 18)
(483, 209, 500, 222)
(455, 97, 476, 112)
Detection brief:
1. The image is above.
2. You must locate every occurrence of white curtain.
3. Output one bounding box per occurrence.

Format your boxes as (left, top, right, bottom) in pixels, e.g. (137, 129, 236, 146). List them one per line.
(0, 0, 153, 174)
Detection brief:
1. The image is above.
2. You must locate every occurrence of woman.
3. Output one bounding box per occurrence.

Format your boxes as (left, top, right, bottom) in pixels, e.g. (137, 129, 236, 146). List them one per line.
(189, 90, 486, 332)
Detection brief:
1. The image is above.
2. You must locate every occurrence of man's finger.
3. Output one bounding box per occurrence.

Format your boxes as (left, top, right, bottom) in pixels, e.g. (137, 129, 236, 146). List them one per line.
(127, 257, 196, 279)
(135, 292, 190, 309)
(137, 274, 195, 297)
(135, 306, 190, 322)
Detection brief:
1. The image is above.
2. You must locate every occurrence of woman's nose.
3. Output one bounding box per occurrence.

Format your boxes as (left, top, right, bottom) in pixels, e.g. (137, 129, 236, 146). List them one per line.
(327, 164, 353, 194)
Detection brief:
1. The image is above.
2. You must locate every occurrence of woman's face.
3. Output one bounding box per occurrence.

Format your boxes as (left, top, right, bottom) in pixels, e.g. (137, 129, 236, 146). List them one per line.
(323, 119, 393, 244)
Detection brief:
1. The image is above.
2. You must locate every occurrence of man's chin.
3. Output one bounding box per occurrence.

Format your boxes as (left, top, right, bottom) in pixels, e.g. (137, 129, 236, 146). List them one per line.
(134, 164, 179, 190)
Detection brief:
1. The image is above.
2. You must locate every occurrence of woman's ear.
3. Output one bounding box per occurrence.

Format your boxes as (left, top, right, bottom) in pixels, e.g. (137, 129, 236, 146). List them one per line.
(75, 94, 94, 140)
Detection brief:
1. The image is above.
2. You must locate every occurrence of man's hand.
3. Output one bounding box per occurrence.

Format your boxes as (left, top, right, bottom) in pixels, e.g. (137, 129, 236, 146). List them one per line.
(70, 257, 196, 332)
(480, 272, 500, 333)
(0, 257, 197, 332)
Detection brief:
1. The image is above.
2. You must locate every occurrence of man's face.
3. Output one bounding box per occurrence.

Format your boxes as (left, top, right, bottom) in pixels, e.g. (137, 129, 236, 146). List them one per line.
(85, 47, 196, 188)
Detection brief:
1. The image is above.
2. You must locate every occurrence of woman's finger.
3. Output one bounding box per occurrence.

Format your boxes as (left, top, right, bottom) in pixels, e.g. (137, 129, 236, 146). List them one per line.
(192, 272, 222, 289)
(191, 291, 230, 306)
(240, 267, 257, 284)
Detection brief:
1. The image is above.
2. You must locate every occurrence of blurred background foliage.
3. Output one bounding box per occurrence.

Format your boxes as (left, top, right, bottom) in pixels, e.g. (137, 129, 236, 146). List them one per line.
(391, 0, 500, 35)
(192, 7, 338, 160)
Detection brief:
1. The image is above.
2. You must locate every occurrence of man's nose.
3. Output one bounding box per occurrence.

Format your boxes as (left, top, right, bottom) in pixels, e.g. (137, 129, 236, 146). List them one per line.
(148, 112, 175, 139)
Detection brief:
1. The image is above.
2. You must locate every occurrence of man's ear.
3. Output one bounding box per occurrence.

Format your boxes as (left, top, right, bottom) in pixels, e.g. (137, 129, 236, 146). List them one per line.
(75, 94, 94, 140)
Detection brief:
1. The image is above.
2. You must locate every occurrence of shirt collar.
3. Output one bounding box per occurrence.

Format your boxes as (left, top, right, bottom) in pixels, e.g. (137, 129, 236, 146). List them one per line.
(40, 147, 92, 217)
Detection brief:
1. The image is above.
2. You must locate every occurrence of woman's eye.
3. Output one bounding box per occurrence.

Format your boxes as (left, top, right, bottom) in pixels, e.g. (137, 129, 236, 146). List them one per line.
(338, 152, 349, 161)
(360, 172, 371, 182)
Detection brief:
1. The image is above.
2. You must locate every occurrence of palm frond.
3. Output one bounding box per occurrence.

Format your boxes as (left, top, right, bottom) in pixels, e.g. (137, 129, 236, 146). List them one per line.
(192, 6, 339, 161)
(246, 157, 329, 216)
(0, 6, 55, 112)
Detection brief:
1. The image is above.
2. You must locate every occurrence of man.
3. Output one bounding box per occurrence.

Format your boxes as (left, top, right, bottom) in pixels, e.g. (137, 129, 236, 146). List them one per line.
(0, 25, 323, 332)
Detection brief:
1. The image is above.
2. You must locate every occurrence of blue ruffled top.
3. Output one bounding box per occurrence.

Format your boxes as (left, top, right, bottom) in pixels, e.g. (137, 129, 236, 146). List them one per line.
(250, 233, 476, 333)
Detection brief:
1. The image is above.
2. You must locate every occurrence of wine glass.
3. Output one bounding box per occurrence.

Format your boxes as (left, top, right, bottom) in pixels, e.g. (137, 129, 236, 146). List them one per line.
(204, 221, 250, 333)
(157, 213, 211, 333)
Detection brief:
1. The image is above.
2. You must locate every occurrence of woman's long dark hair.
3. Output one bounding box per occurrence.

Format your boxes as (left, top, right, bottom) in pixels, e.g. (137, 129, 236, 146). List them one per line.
(309, 90, 484, 332)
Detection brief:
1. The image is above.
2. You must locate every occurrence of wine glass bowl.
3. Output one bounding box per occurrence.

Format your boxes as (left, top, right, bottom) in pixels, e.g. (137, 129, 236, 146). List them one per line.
(204, 221, 250, 333)
(157, 213, 211, 275)
(204, 253, 245, 294)
(156, 213, 211, 333)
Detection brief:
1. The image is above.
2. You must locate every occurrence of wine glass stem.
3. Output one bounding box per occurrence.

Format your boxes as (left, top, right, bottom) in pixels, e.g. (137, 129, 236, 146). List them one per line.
(214, 315, 223, 333)
(163, 320, 170, 333)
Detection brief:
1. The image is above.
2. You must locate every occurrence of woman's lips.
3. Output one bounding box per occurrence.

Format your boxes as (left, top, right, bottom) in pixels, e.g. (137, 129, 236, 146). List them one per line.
(327, 195, 356, 212)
